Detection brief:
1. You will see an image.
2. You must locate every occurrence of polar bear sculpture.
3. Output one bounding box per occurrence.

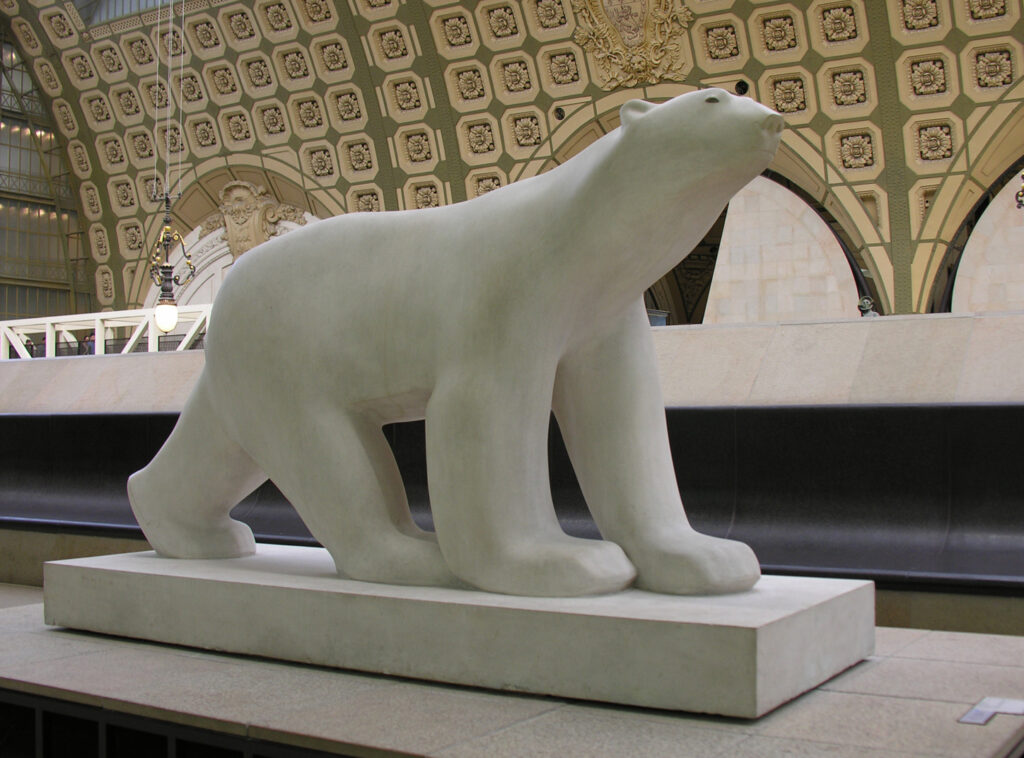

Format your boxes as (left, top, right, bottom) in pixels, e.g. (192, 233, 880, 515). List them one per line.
(128, 89, 784, 597)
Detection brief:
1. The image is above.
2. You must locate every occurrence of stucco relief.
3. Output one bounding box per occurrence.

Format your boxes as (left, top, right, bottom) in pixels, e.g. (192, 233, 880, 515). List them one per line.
(199, 181, 308, 260)
(571, 0, 695, 88)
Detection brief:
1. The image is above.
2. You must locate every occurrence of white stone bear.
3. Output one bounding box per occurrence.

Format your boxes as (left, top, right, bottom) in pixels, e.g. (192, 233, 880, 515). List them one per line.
(129, 88, 784, 597)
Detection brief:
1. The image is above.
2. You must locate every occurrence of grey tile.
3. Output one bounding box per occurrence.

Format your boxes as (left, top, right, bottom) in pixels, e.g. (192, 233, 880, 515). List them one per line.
(895, 632, 1024, 667)
(726, 734, 930, 757)
(431, 703, 749, 757)
(758, 690, 1023, 757)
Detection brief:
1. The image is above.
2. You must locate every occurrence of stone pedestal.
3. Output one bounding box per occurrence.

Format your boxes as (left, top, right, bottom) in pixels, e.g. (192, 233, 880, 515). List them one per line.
(44, 545, 874, 718)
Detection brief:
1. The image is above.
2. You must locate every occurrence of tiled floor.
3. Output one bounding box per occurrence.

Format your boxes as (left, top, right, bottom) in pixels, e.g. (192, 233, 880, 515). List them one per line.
(1, 582, 1022, 757)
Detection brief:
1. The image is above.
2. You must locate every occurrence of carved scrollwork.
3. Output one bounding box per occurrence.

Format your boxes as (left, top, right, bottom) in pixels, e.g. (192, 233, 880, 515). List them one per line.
(571, 0, 695, 89)
(201, 181, 308, 260)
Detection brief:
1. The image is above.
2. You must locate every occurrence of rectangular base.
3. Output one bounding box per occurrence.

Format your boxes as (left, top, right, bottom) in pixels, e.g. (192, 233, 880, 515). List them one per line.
(43, 545, 874, 718)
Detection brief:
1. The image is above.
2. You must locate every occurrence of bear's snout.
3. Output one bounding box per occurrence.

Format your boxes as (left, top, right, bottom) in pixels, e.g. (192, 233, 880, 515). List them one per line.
(761, 113, 784, 135)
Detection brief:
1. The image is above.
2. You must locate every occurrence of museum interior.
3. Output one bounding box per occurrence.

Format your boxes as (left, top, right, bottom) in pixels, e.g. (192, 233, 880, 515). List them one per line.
(0, 0, 1023, 755)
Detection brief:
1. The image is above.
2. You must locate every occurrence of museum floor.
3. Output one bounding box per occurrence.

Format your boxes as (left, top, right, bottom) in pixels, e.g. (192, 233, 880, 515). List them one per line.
(1, 583, 1022, 757)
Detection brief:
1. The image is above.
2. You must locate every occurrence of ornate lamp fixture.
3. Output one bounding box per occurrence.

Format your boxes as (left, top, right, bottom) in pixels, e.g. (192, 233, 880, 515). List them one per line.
(1016, 172, 1023, 210)
(148, 192, 195, 333)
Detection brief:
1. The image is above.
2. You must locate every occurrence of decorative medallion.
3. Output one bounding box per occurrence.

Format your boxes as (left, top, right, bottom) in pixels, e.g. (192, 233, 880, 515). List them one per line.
(72, 141, 92, 172)
(146, 82, 169, 109)
(98, 46, 124, 73)
(114, 180, 137, 208)
(571, 0, 695, 88)
(160, 125, 184, 153)
(283, 51, 310, 79)
(968, 0, 1006, 20)
(839, 133, 873, 168)
(211, 67, 238, 95)
(161, 30, 183, 56)
(193, 21, 220, 48)
(84, 185, 102, 216)
(102, 137, 125, 164)
(226, 114, 251, 141)
(37, 63, 59, 92)
(96, 267, 115, 303)
(228, 13, 256, 41)
(310, 149, 334, 177)
(46, 12, 74, 38)
(549, 53, 580, 84)
(821, 6, 857, 41)
(705, 25, 738, 60)
(121, 222, 144, 252)
(772, 78, 806, 112)
(918, 124, 952, 160)
(414, 185, 439, 209)
(405, 132, 432, 162)
(264, 3, 293, 32)
(378, 29, 408, 60)
(347, 142, 374, 171)
(475, 175, 502, 195)
(762, 15, 797, 51)
(488, 7, 519, 37)
(180, 75, 204, 102)
(116, 89, 140, 116)
(355, 192, 380, 212)
(535, 0, 568, 28)
(442, 15, 473, 46)
(910, 59, 946, 95)
(335, 92, 362, 120)
(901, 0, 939, 30)
(261, 106, 287, 134)
(144, 176, 163, 202)
(303, 0, 333, 22)
(15, 21, 40, 52)
(296, 99, 324, 128)
(246, 60, 274, 88)
(87, 96, 112, 122)
(193, 120, 218, 147)
(512, 115, 542, 146)
(502, 60, 532, 92)
(68, 54, 95, 81)
(975, 50, 1012, 87)
(467, 122, 496, 153)
(131, 133, 154, 158)
(831, 70, 866, 105)
(393, 81, 421, 110)
(55, 103, 76, 132)
(319, 43, 348, 71)
(455, 67, 486, 100)
(129, 38, 154, 64)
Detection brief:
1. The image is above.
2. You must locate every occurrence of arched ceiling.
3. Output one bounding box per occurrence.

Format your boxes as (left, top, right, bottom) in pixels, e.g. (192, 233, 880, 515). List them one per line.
(0, 0, 1022, 312)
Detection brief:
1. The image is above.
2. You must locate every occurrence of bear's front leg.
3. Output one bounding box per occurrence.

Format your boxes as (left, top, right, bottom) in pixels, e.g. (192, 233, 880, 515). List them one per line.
(553, 300, 761, 595)
(425, 365, 636, 596)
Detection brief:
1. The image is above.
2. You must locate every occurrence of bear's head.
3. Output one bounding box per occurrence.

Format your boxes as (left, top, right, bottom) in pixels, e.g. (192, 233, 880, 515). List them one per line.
(617, 88, 784, 197)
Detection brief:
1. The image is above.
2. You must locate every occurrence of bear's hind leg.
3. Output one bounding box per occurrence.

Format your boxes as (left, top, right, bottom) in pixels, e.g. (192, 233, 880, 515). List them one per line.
(128, 376, 264, 558)
(256, 410, 458, 588)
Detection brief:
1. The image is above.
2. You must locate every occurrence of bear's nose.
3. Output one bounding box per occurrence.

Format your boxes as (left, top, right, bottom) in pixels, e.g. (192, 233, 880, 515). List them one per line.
(762, 113, 784, 134)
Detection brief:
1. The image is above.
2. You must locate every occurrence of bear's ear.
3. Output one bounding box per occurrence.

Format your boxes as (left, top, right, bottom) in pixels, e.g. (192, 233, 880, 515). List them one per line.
(619, 99, 657, 129)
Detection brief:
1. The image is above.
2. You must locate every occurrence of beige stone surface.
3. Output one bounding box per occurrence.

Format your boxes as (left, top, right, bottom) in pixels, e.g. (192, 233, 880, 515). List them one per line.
(956, 313, 1024, 402)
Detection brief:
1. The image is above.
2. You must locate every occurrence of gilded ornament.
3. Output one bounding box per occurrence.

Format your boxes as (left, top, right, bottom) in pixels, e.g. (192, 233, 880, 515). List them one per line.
(821, 7, 856, 42)
(968, 0, 1005, 20)
(762, 16, 797, 51)
(414, 185, 439, 209)
(549, 53, 580, 84)
(831, 70, 866, 105)
(336, 92, 362, 120)
(467, 123, 496, 153)
(379, 29, 408, 59)
(772, 79, 805, 113)
(901, 0, 939, 30)
(442, 15, 472, 46)
(355, 192, 380, 212)
(405, 133, 432, 162)
(839, 133, 873, 169)
(705, 25, 738, 60)
(976, 50, 1012, 87)
(488, 7, 519, 38)
(310, 149, 334, 177)
(348, 142, 374, 171)
(456, 68, 486, 100)
(910, 59, 945, 95)
(918, 124, 952, 160)
(571, 0, 695, 89)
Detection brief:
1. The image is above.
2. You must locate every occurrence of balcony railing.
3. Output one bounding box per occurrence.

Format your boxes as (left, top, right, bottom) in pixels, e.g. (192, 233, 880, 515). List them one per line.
(0, 304, 211, 359)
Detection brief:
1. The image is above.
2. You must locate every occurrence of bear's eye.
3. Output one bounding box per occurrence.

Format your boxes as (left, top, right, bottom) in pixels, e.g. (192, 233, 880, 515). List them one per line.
(705, 94, 720, 104)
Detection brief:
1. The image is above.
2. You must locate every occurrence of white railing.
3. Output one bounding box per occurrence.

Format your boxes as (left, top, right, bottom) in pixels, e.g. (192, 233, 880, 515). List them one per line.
(0, 304, 212, 359)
